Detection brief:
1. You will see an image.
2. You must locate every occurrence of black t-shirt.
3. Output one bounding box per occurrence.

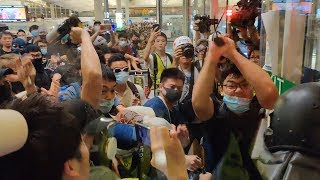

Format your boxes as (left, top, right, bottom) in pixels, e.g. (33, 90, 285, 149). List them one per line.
(204, 95, 262, 173)
(0, 48, 20, 56)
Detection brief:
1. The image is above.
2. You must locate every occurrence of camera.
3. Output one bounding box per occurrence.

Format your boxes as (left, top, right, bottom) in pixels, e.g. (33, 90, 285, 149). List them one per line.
(194, 15, 218, 33)
(229, 0, 261, 28)
(180, 44, 195, 58)
(46, 14, 83, 44)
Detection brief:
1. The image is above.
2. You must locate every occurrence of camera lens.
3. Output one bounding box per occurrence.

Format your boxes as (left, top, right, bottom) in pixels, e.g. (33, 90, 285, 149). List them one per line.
(182, 45, 195, 58)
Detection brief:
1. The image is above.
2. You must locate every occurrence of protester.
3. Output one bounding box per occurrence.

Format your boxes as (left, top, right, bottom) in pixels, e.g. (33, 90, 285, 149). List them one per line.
(23, 44, 51, 90)
(0, 31, 19, 55)
(108, 53, 145, 107)
(0, 94, 90, 180)
(192, 36, 278, 177)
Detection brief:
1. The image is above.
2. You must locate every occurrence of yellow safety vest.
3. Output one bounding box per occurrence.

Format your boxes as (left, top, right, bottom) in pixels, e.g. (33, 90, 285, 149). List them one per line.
(150, 53, 173, 90)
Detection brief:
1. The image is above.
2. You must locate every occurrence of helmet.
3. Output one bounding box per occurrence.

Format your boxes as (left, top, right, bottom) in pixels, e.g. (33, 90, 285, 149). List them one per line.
(265, 82, 320, 156)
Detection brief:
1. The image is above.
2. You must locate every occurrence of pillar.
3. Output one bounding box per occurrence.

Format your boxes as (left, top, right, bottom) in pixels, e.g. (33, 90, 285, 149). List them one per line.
(94, 0, 104, 21)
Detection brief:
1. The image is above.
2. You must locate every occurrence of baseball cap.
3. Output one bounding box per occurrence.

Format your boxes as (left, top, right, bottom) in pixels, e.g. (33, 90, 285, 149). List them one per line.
(173, 36, 192, 49)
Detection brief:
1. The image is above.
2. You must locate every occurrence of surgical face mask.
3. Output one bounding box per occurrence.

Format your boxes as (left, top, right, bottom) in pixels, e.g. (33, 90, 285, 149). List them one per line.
(163, 87, 182, 103)
(94, 25, 100, 32)
(100, 99, 115, 114)
(31, 30, 39, 37)
(119, 41, 127, 47)
(115, 71, 129, 84)
(41, 48, 48, 55)
(223, 95, 251, 114)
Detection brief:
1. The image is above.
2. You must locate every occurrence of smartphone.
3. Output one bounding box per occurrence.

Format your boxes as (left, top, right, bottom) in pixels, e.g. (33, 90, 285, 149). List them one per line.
(135, 123, 151, 146)
(152, 24, 160, 31)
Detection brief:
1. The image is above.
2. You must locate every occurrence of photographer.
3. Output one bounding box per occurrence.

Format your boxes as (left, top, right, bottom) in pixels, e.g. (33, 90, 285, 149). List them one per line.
(193, 15, 212, 45)
(192, 36, 278, 178)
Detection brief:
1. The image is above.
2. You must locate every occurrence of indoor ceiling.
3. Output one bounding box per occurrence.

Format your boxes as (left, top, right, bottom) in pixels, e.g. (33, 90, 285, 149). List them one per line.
(42, 0, 185, 12)
(43, 0, 94, 12)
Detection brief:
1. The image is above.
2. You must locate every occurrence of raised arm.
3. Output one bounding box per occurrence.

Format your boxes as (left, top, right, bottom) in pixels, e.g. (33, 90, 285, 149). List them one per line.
(90, 26, 100, 42)
(143, 29, 160, 64)
(192, 41, 221, 121)
(107, 30, 116, 47)
(70, 27, 102, 109)
(221, 36, 278, 109)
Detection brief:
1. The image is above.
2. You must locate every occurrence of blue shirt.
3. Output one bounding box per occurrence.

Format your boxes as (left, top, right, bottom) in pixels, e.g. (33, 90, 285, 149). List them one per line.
(144, 96, 187, 125)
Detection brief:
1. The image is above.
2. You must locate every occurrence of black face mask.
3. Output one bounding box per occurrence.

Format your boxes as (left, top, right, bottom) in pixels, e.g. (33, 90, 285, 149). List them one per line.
(0, 83, 12, 105)
(164, 88, 182, 103)
(32, 58, 44, 73)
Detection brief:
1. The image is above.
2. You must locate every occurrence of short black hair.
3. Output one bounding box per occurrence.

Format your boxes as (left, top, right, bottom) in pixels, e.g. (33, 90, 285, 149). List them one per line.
(97, 47, 121, 64)
(24, 44, 41, 53)
(62, 99, 100, 133)
(118, 32, 128, 39)
(107, 53, 127, 67)
(17, 29, 26, 34)
(0, 31, 12, 38)
(29, 25, 39, 32)
(219, 63, 242, 84)
(99, 46, 121, 55)
(94, 21, 101, 25)
(1, 94, 82, 180)
(160, 68, 185, 83)
(101, 64, 116, 82)
(158, 32, 167, 42)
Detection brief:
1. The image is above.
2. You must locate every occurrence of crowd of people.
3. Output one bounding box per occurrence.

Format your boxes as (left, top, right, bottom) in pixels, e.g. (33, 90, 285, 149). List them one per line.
(0, 14, 318, 180)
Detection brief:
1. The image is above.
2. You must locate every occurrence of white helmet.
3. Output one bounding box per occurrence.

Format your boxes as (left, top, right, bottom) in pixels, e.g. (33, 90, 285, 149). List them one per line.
(173, 36, 192, 49)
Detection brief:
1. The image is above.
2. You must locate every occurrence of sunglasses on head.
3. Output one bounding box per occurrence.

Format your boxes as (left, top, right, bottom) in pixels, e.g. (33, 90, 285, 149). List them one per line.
(112, 67, 129, 73)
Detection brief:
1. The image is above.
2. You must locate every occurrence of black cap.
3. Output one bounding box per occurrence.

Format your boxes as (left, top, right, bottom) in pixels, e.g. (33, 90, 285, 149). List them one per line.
(0, 68, 14, 79)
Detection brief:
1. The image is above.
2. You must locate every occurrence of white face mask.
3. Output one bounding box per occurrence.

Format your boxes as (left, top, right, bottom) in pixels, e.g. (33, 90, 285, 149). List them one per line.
(119, 41, 127, 47)
(94, 25, 100, 32)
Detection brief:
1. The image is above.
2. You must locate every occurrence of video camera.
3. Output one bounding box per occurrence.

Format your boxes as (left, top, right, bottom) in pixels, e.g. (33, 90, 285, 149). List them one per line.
(194, 15, 218, 33)
(46, 14, 83, 44)
(229, 0, 261, 28)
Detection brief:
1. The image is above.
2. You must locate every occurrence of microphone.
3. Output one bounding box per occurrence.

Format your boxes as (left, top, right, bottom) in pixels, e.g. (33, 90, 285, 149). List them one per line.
(0, 110, 28, 157)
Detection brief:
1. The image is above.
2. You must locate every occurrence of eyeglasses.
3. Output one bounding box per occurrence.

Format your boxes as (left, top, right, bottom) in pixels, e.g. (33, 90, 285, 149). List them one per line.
(222, 82, 250, 91)
(112, 67, 129, 73)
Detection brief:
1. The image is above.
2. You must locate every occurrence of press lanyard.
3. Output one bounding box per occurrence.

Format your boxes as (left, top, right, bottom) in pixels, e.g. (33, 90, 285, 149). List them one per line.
(156, 53, 168, 68)
(158, 96, 172, 123)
